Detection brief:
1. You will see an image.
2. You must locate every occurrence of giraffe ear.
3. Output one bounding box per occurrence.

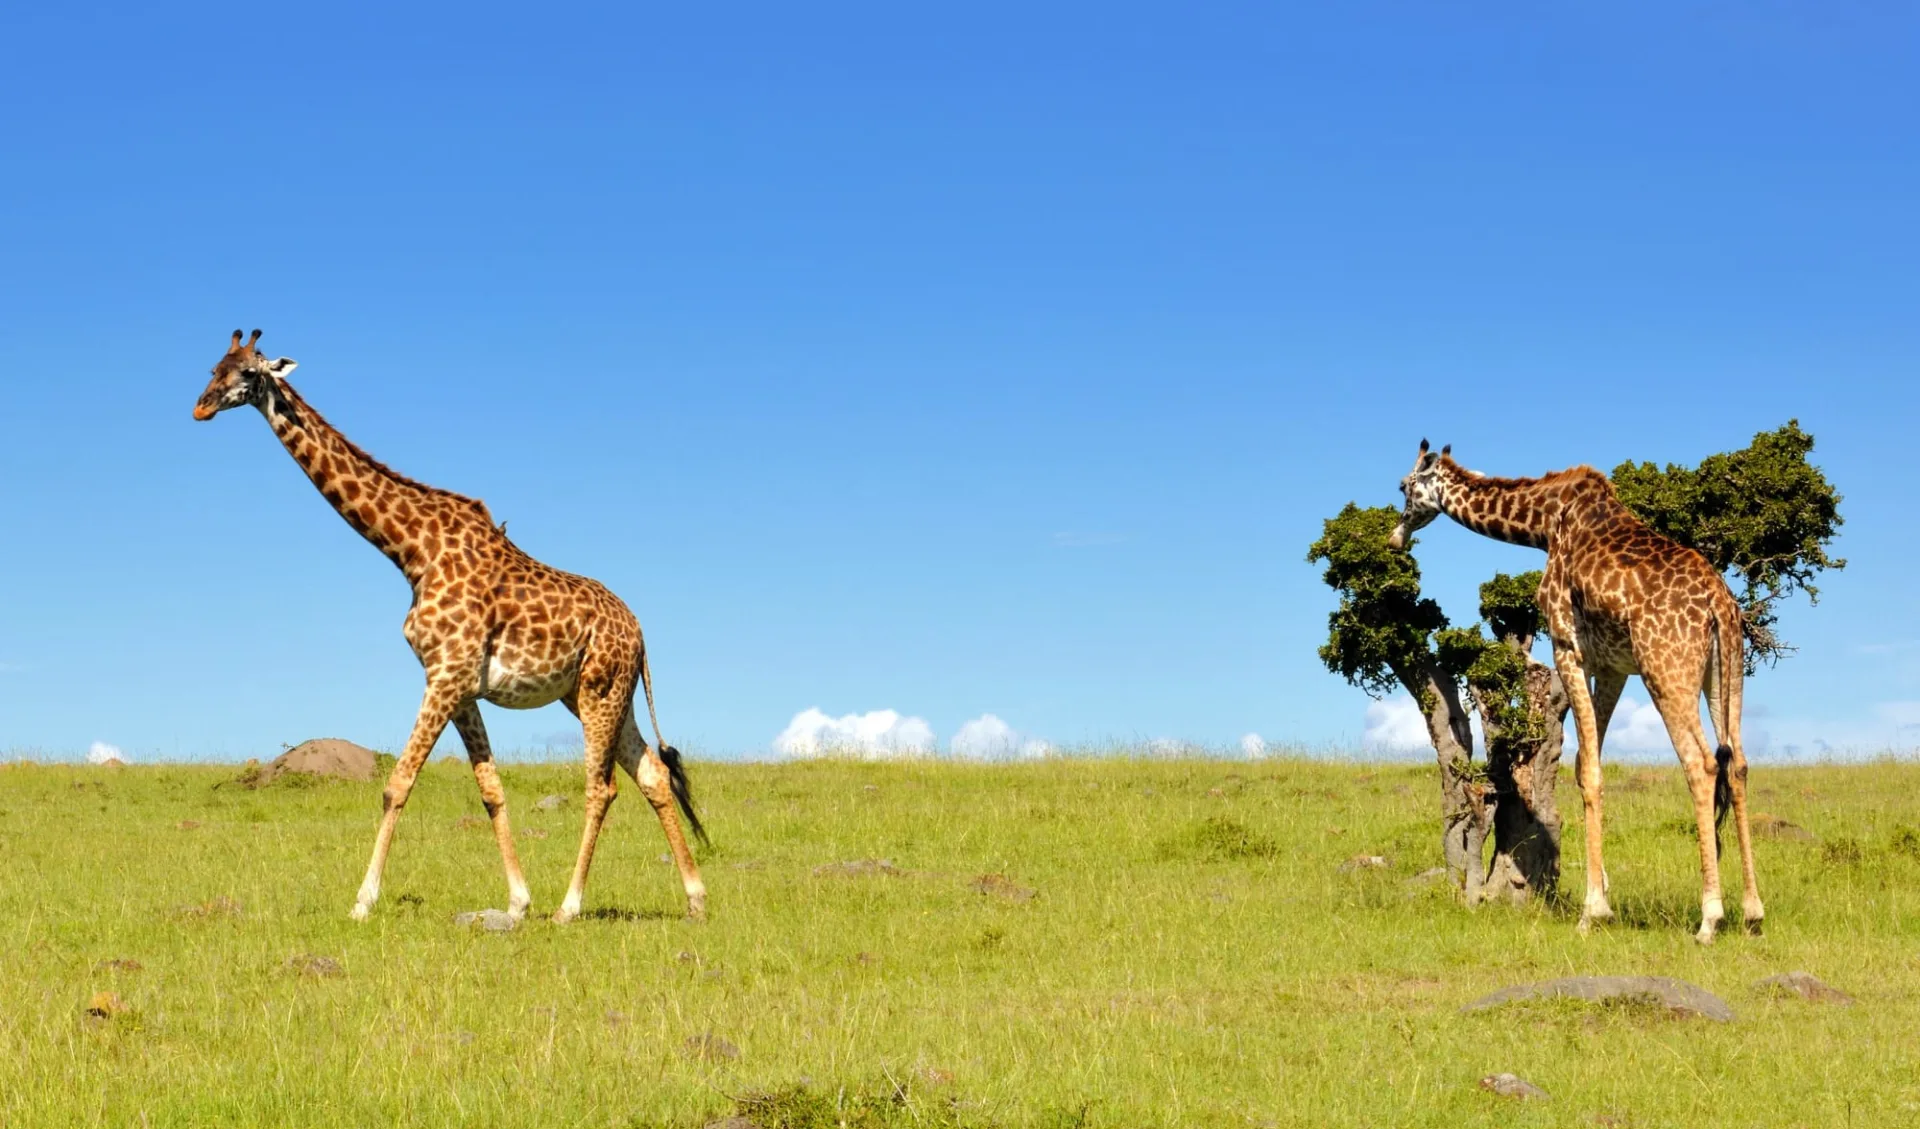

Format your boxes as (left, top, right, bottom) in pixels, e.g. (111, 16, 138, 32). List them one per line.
(266, 357, 298, 376)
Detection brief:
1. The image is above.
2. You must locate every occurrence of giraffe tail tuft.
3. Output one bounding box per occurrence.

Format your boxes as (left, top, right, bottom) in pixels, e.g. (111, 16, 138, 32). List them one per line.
(659, 744, 710, 850)
(1713, 743, 1733, 857)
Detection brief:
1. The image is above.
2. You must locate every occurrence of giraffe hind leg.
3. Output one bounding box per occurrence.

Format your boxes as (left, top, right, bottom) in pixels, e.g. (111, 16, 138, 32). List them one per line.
(1649, 676, 1726, 944)
(613, 711, 708, 921)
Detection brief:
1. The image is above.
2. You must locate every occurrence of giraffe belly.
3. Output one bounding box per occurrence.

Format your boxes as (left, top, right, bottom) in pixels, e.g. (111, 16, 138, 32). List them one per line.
(481, 653, 575, 710)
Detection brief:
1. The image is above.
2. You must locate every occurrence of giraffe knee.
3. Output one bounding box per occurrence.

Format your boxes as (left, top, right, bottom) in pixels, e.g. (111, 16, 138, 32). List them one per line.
(472, 764, 507, 809)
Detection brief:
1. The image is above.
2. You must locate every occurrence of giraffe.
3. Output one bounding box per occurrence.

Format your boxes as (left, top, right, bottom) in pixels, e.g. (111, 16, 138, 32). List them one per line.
(1387, 439, 1761, 944)
(193, 330, 709, 924)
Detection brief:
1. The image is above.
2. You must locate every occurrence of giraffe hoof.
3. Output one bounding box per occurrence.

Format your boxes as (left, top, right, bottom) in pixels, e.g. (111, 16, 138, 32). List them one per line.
(1694, 927, 1718, 946)
(551, 907, 579, 926)
(349, 903, 371, 923)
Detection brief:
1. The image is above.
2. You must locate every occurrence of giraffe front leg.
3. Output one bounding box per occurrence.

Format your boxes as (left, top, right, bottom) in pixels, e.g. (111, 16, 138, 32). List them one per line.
(452, 701, 531, 920)
(1556, 648, 1612, 933)
(352, 683, 464, 921)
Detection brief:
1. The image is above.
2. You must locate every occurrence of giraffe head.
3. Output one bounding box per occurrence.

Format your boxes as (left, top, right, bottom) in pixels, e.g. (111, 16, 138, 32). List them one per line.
(1386, 438, 1448, 550)
(193, 329, 298, 420)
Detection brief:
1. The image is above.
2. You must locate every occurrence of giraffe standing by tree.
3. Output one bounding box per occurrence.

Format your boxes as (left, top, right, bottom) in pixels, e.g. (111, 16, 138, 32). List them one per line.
(1388, 440, 1760, 943)
(193, 330, 708, 923)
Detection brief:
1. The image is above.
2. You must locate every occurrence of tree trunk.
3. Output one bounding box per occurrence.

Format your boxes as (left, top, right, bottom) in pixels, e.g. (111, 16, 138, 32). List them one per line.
(1476, 651, 1567, 903)
(1394, 660, 1490, 902)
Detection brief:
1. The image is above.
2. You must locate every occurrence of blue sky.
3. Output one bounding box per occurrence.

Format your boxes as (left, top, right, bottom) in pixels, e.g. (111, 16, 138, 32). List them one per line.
(1, 3, 1914, 762)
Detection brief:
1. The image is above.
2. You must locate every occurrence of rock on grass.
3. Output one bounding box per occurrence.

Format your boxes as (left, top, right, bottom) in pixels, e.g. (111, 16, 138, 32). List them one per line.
(1755, 971, 1853, 1004)
(1465, 976, 1734, 1022)
(1479, 1073, 1549, 1100)
(285, 954, 345, 979)
(453, 909, 519, 932)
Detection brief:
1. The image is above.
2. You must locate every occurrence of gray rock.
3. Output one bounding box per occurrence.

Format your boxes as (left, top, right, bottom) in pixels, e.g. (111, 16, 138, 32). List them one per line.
(1465, 976, 1734, 1022)
(1405, 867, 1452, 887)
(285, 953, 345, 979)
(1755, 971, 1853, 1004)
(453, 909, 519, 933)
(534, 794, 566, 811)
(1479, 1073, 1549, 1100)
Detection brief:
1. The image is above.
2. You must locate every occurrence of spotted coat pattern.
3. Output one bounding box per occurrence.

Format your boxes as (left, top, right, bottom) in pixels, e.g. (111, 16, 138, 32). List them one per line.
(195, 331, 708, 923)
(1390, 440, 1762, 943)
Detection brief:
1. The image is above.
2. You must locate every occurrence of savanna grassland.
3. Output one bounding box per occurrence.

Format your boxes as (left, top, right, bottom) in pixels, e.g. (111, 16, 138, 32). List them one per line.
(3, 755, 1919, 1128)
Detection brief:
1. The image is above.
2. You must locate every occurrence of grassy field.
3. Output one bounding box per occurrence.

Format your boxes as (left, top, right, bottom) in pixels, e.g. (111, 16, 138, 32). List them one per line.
(3, 754, 1919, 1128)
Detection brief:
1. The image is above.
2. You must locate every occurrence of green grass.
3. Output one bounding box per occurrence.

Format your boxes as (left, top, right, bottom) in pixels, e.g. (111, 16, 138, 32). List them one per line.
(3, 755, 1919, 1127)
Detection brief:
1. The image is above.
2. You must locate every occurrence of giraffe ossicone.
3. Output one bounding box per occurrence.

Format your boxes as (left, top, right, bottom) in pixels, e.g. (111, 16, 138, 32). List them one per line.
(194, 329, 709, 923)
(1390, 441, 1762, 944)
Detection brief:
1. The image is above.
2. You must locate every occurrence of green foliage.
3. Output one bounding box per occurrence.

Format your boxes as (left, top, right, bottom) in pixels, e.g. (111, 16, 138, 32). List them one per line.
(1306, 504, 1449, 697)
(1477, 570, 1544, 646)
(1611, 420, 1844, 666)
(1435, 621, 1547, 759)
(1160, 816, 1281, 861)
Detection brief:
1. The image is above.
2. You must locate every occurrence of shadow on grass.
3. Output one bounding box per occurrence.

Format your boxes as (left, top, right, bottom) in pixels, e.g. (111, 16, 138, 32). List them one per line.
(582, 905, 681, 923)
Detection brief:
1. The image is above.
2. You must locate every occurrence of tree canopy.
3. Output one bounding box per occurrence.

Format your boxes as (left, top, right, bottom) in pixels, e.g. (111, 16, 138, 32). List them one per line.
(1611, 419, 1844, 666)
(1306, 503, 1447, 698)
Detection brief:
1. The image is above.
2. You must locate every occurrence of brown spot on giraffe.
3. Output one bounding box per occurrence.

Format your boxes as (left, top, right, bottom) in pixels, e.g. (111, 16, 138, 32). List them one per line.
(1388, 438, 1761, 944)
(192, 329, 709, 924)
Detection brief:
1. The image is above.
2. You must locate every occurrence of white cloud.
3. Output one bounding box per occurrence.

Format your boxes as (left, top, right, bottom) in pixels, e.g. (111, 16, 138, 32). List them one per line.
(1240, 733, 1268, 759)
(1598, 696, 1675, 755)
(87, 741, 124, 765)
(950, 714, 1052, 760)
(1362, 696, 1431, 752)
(773, 708, 935, 759)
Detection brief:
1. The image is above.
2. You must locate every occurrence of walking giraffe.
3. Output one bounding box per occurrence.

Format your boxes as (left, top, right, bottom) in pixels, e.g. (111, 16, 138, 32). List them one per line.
(1388, 440, 1761, 943)
(193, 330, 708, 923)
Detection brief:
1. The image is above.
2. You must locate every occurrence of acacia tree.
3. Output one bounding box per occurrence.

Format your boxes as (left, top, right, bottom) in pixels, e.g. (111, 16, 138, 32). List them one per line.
(1612, 419, 1844, 669)
(1307, 508, 1558, 901)
(1310, 422, 1844, 902)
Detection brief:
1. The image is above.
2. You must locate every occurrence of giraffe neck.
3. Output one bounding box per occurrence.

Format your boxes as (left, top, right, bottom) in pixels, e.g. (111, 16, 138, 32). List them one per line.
(255, 378, 492, 584)
(1433, 459, 1570, 550)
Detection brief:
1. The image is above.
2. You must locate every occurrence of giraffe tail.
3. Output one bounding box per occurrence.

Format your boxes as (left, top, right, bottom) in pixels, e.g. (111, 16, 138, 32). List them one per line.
(658, 744, 710, 850)
(1707, 598, 1742, 853)
(639, 640, 710, 849)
